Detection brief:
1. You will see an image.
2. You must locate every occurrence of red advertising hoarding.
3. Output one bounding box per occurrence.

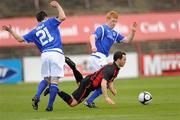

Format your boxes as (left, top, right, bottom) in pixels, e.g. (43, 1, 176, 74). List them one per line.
(140, 53, 180, 76)
(0, 12, 180, 47)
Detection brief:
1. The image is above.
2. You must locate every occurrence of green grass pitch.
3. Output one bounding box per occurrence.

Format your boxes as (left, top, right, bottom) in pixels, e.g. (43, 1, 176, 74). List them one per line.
(0, 76, 180, 120)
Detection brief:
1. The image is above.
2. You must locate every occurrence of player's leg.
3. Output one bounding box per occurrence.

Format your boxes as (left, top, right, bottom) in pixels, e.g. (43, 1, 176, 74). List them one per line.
(58, 90, 78, 107)
(32, 78, 50, 110)
(32, 53, 51, 110)
(36, 77, 50, 99)
(58, 76, 92, 107)
(85, 55, 107, 108)
(65, 56, 83, 84)
(84, 88, 102, 108)
(43, 56, 83, 96)
(45, 52, 65, 111)
(46, 78, 59, 111)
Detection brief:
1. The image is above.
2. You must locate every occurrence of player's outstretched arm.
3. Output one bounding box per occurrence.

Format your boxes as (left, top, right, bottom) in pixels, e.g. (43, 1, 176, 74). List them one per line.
(123, 22, 137, 43)
(50, 0, 66, 21)
(108, 82, 117, 96)
(89, 34, 97, 53)
(101, 79, 115, 104)
(2, 25, 24, 42)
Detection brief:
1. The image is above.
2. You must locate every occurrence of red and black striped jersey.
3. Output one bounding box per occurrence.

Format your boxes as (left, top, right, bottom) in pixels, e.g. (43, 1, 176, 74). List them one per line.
(89, 62, 120, 89)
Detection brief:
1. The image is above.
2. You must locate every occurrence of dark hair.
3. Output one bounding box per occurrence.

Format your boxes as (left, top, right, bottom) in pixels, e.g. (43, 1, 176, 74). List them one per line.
(113, 51, 126, 61)
(36, 10, 47, 22)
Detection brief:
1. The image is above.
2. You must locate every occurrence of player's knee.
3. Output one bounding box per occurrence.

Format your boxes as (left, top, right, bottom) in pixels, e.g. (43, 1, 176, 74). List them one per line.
(51, 77, 60, 84)
(69, 99, 78, 107)
(44, 77, 51, 84)
(51, 80, 58, 84)
(69, 104, 75, 107)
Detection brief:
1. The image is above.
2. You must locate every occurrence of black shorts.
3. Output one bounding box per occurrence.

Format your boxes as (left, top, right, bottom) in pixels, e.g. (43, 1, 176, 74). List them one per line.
(72, 76, 93, 103)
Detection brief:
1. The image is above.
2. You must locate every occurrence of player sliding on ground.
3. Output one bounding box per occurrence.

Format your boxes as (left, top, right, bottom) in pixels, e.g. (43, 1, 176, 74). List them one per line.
(44, 51, 126, 107)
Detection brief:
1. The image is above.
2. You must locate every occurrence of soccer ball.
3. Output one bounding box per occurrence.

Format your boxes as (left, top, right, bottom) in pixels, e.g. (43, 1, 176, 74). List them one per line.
(138, 91, 152, 105)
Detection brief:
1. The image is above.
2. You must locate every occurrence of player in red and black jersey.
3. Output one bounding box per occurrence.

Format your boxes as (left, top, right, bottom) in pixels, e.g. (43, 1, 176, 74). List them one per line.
(44, 51, 126, 107)
(55, 51, 126, 107)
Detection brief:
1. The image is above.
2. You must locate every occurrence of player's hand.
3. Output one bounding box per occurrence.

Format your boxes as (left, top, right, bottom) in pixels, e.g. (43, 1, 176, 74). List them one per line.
(131, 22, 137, 32)
(91, 47, 97, 53)
(2, 25, 12, 32)
(105, 97, 115, 104)
(50, 0, 60, 8)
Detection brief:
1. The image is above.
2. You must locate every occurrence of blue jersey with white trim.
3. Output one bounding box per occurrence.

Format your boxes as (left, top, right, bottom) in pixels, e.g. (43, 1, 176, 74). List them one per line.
(94, 24, 125, 57)
(23, 17, 63, 53)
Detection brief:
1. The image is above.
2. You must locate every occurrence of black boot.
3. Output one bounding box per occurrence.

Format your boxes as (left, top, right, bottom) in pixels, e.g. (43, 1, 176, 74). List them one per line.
(32, 95, 39, 110)
(65, 56, 76, 70)
(65, 56, 83, 84)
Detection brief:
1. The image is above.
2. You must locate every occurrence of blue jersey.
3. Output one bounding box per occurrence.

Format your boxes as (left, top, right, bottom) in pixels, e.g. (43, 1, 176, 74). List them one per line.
(23, 17, 63, 53)
(94, 24, 125, 57)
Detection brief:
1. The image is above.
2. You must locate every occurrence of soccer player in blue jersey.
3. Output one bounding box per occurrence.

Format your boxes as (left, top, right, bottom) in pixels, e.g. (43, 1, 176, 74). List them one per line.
(84, 11, 137, 108)
(2, 0, 66, 111)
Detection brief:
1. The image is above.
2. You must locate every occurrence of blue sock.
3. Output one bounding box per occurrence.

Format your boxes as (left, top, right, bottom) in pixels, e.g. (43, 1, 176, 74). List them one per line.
(87, 88, 102, 103)
(36, 80, 48, 100)
(47, 83, 58, 108)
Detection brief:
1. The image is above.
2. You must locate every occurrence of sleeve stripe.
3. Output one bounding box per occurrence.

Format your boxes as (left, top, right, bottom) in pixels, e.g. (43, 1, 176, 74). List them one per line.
(115, 33, 119, 43)
(100, 26, 105, 41)
(55, 17, 61, 22)
(117, 35, 126, 43)
(22, 36, 28, 43)
(121, 36, 127, 42)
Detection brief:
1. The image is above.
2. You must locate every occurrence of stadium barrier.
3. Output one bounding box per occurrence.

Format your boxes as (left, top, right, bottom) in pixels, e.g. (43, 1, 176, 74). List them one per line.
(0, 59, 22, 84)
(23, 53, 138, 83)
(140, 52, 180, 76)
(2, 52, 180, 83)
(0, 12, 180, 47)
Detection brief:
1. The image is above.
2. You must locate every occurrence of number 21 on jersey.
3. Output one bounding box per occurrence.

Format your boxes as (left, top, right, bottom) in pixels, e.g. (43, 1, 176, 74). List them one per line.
(36, 27, 54, 46)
